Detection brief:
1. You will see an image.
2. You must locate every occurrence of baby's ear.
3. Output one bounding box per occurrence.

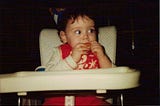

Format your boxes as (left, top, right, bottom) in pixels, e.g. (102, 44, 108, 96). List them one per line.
(59, 31, 67, 43)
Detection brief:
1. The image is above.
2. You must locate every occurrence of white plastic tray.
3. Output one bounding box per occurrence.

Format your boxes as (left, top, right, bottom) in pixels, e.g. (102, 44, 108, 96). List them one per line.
(0, 67, 140, 94)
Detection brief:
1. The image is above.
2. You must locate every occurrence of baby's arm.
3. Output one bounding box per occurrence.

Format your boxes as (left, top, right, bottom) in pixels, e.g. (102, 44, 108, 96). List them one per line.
(45, 47, 77, 71)
(91, 41, 113, 68)
(97, 54, 113, 68)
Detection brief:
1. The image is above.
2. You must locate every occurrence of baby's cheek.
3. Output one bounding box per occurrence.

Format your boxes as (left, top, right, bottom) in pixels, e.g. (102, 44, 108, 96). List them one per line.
(71, 41, 79, 48)
(91, 34, 97, 40)
(90, 37, 96, 41)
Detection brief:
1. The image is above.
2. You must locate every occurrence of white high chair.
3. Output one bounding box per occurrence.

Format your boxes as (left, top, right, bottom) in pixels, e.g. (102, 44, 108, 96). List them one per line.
(39, 26, 117, 105)
(0, 26, 140, 106)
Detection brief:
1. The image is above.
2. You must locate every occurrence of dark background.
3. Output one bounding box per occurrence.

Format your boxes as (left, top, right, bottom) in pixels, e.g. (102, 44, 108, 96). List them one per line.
(0, 0, 159, 105)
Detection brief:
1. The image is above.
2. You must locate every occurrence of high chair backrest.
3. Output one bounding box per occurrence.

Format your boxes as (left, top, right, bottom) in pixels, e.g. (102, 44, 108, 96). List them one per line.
(39, 26, 117, 66)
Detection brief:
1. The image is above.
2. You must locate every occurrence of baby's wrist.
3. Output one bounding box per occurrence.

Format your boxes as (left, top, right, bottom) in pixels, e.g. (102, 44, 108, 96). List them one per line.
(97, 54, 106, 60)
(70, 54, 79, 63)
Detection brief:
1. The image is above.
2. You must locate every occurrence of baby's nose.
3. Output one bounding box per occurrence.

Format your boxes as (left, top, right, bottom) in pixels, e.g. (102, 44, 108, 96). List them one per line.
(83, 32, 89, 39)
(82, 35, 89, 42)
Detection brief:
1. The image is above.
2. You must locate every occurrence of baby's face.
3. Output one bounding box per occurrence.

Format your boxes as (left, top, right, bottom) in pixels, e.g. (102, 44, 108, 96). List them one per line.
(63, 16, 97, 48)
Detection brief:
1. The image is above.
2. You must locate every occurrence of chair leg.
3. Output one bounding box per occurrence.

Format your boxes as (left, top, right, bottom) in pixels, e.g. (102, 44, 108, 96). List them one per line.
(120, 93, 124, 106)
(18, 97, 21, 106)
(113, 93, 124, 106)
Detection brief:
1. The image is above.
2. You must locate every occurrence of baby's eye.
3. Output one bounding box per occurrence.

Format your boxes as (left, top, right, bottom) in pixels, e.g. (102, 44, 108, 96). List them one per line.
(74, 30, 81, 35)
(88, 29, 95, 33)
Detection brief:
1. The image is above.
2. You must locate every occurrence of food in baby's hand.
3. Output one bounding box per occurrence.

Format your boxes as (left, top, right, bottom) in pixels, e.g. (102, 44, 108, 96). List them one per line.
(84, 42, 91, 48)
(83, 42, 91, 54)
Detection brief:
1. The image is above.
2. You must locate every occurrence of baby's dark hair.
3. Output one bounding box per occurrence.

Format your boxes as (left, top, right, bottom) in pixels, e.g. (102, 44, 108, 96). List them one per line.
(57, 8, 98, 35)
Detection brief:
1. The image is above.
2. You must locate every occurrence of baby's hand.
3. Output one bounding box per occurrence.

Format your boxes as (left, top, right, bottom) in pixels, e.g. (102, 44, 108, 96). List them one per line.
(71, 43, 90, 63)
(90, 41, 105, 58)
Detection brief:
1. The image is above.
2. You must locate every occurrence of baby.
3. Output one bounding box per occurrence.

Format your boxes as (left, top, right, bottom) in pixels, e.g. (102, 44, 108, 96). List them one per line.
(43, 8, 113, 106)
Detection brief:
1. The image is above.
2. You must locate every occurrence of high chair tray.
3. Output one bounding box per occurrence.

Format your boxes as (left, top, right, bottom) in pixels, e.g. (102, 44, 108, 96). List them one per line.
(0, 67, 140, 94)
